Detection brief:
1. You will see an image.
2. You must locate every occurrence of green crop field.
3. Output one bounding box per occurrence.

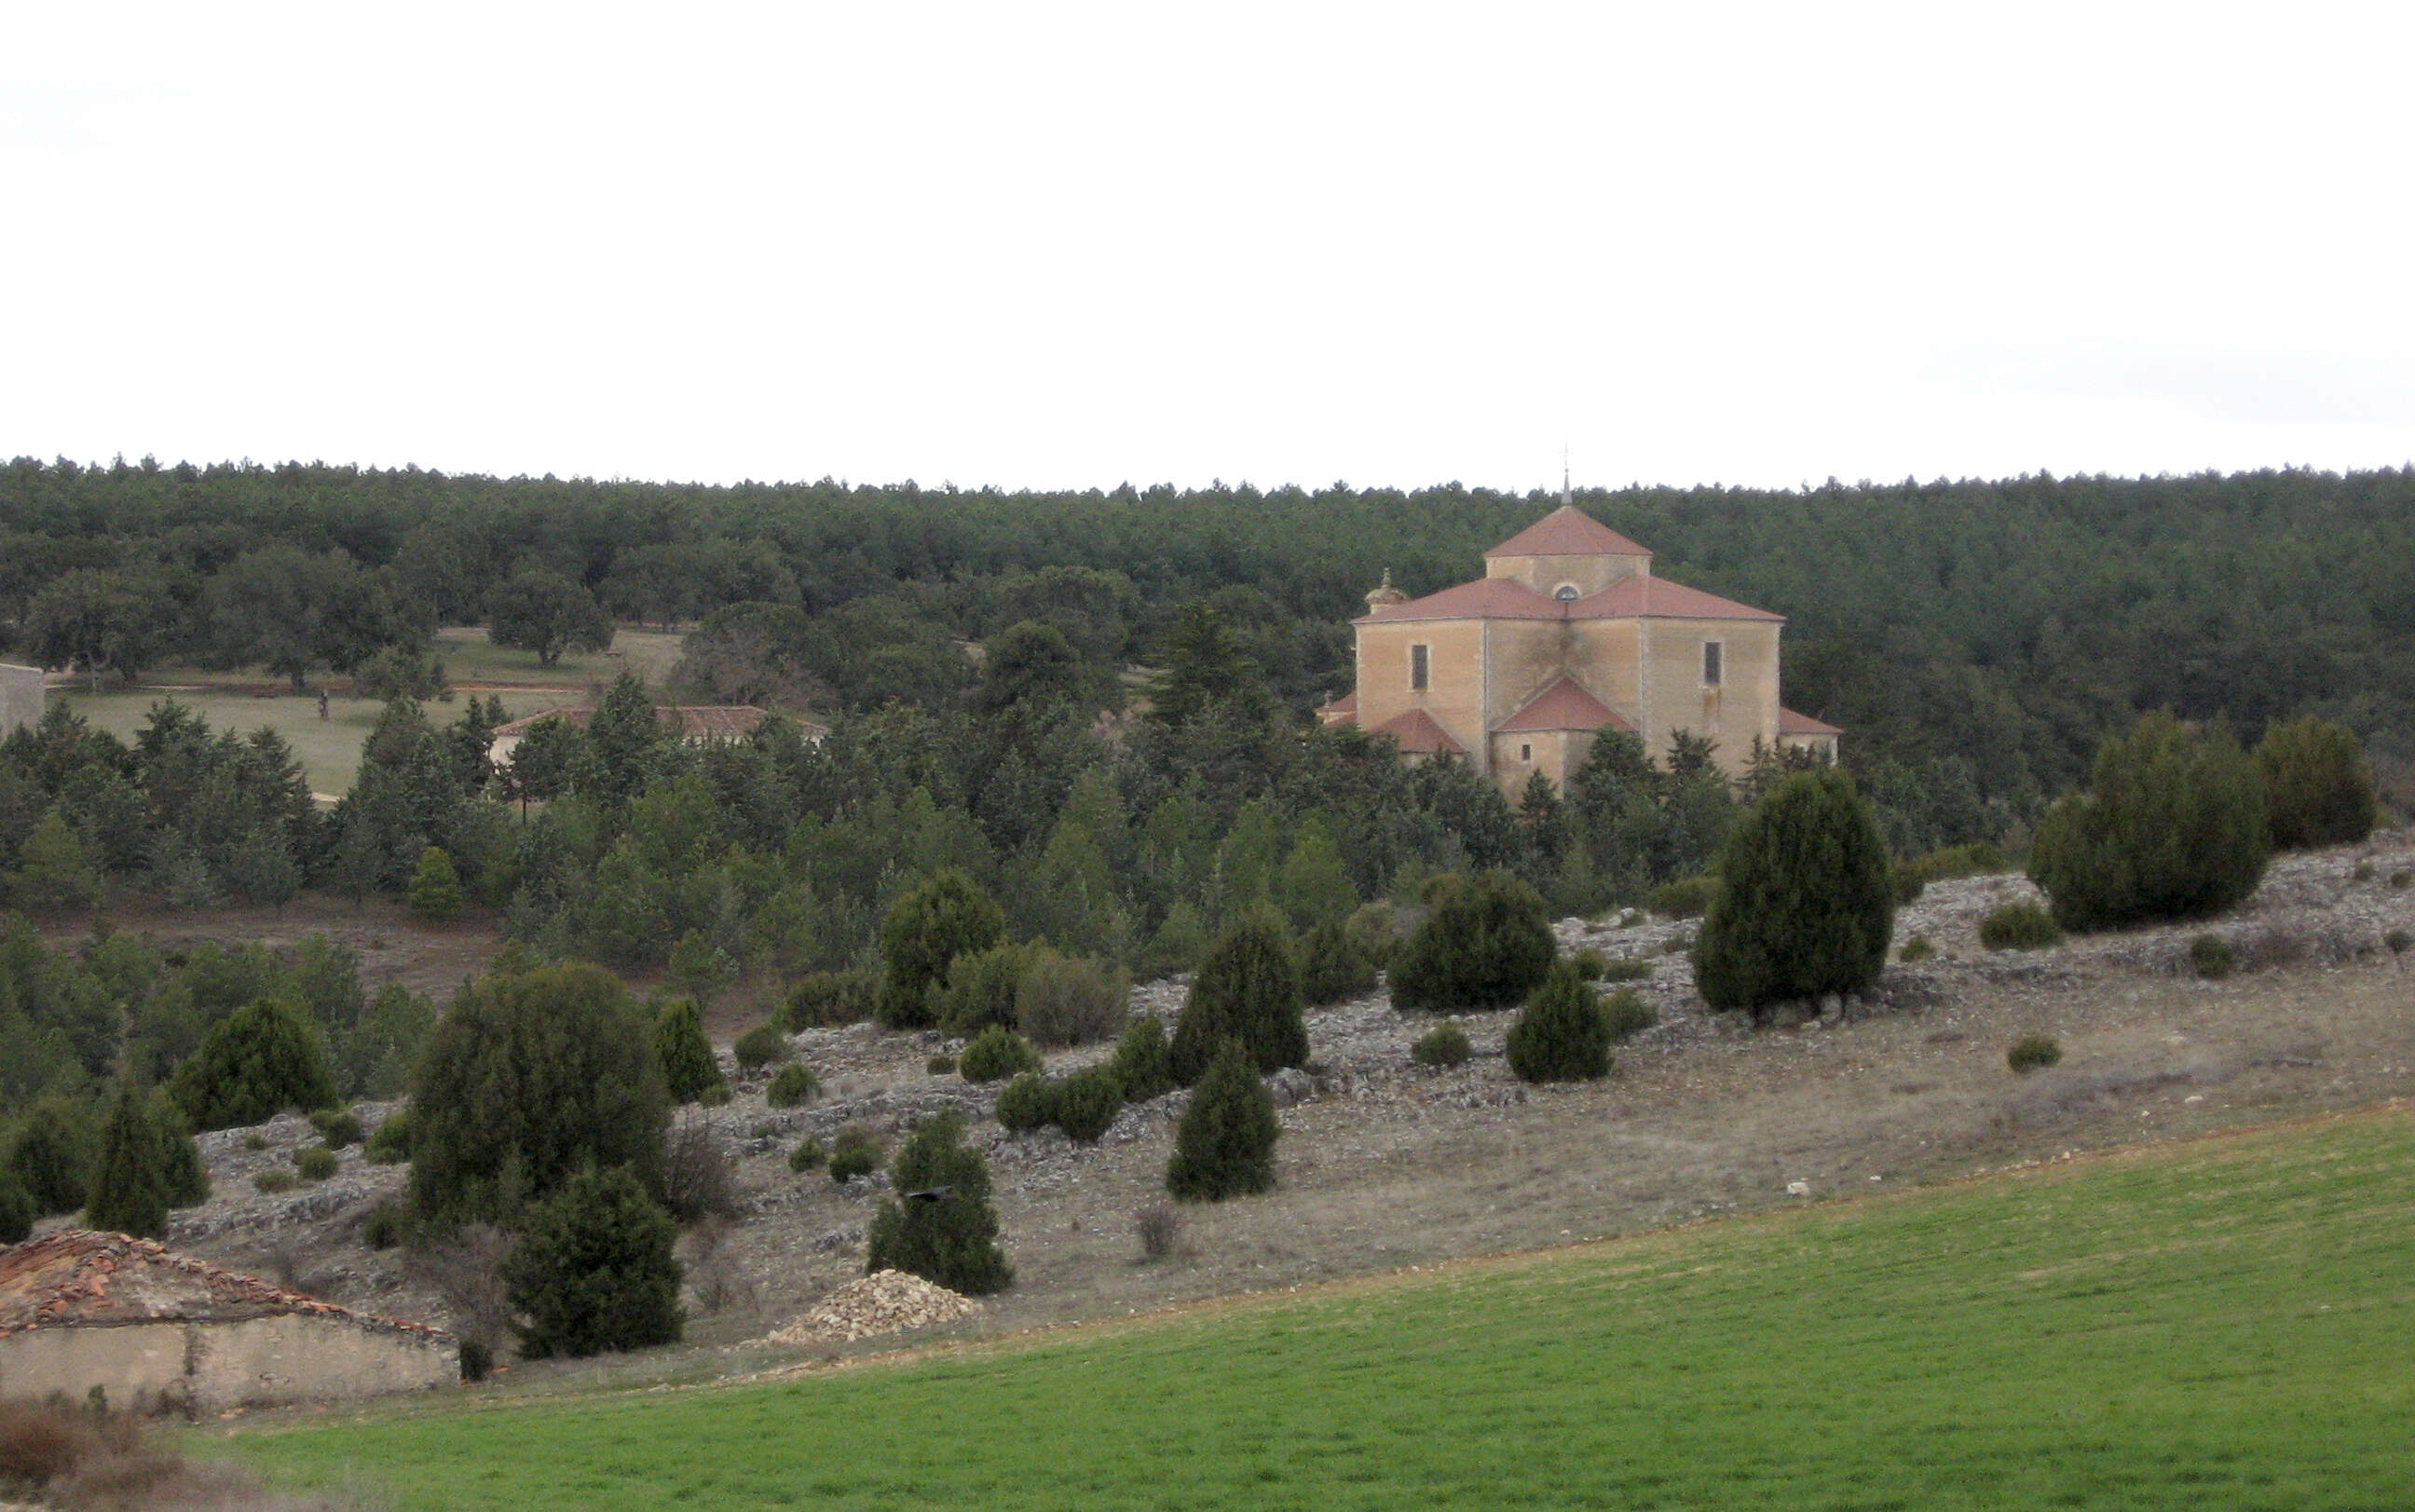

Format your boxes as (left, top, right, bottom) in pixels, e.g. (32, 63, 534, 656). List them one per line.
(227, 1109, 2415, 1510)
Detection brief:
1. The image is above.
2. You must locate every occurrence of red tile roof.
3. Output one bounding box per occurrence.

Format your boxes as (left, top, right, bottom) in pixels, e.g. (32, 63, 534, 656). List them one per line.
(1316, 690, 1358, 726)
(1484, 505, 1653, 561)
(1358, 572, 1781, 625)
(1779, 707, 1844, 736)
(0, 1231, 449, 1340)
(1355, 576, 1563, 624)
(1370, 708, 1467, 756)
(1495, 675, 1634, 733)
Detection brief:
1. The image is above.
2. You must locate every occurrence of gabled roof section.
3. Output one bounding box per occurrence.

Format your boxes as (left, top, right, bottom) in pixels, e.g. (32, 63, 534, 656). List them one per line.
(1779, 707, 1844, 736)
(1484, 505, 1653, 561)
(1316, 690, 1358, 726)
(1370, 708, 1467, 756)
(1354, 576, 1561, 624)
(1570, 575, 1784, 623)
(0, 1231, 449, 1340)
(1495, 675, 1634, 734)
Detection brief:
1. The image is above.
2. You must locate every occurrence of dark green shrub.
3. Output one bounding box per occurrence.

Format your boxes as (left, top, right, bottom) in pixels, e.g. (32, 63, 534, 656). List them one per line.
(1979, 902, 2063, 950)
(1598, 987, 1658, 1042)
(503, 1165, 683, 1358)
(878, 869, 1005, 1028)
(1570, 947, 1607, 981)
(1596, 956, 1653, 983)
(733, 1022, 791, 1071)
(1298, 917, 1378, 1007)
(1390, 870, 1557, 1012)
(0, 1170, 32, 1245)
(2385, 928, 2411, 957)
(1344, 903, 1400, 969)
(1647, 875, 1718, 919)
(1108, 1015, 1173, 1102)
(788, 1137, 826, 1173)
(1908, 842, 2011, 883)
(995, 1072, 1056, 1132)
(409, 961, 669, 1225)
(1015, 949, 1129, 1046)
(959, 1025, 1042, 1083)
(169, 998, 339, 1132)
(1694, 770, 1894, 1021)
(1899, 935, 1935, 963)
(364, 1107, 414, 1165)
(86, 1084, 206, 1237)
(2256, 717, 2377, 850)
(1411, 1023, 1470, 1068)
(765, 1063, 821, 1109)
(309, 1107, 365, 1149)
(1166, 1040, 1278, 1203)
(828, 1124, 882, 1182)
(2190, 934, 2237, 980)
(926, 1054, 955, 1075)
(459, 1340, 495, 1383)
(7, 1097, 97, 1215)
(293, 1145, 338, 1181)
(938, 942, 1033, 1036)
(1506, 962, 1612, 1083)
(2394, 869, 2413, 891)
(362, 1202, 402, 1249)
(1053, 1066, 1125, 1144)
(2007, 1036, 2063, 1074)
(253, 1169, 296, 1194)
(865, 1112, 1012, 1295)
(785, 969, 880, 1029)
(2028, 713, 2268, 931)
(407, 845, 465, 922)
(652, 999, 726, 1106)
(1168, 906, 1309, 1083)
(1891, 864, 1926, 906)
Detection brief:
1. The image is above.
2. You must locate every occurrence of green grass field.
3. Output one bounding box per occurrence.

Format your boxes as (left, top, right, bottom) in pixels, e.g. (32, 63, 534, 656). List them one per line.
(228, 1109, 2415, 1510)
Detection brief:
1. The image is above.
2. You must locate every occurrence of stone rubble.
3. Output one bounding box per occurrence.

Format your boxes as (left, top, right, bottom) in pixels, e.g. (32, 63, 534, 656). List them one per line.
(762, 1268, 982, 1344)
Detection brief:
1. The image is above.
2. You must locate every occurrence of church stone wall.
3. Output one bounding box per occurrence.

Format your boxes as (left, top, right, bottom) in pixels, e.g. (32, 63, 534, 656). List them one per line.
(1355, 619, 1486, 761)
(1636, 620, 1780, 777)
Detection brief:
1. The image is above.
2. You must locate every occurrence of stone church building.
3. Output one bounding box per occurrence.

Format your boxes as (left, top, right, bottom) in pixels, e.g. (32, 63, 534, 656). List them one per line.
(1317, 503, 1838, 797)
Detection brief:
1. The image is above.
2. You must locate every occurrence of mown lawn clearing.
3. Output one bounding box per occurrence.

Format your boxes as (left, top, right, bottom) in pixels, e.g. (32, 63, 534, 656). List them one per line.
(228, 1107, 2415, 1511)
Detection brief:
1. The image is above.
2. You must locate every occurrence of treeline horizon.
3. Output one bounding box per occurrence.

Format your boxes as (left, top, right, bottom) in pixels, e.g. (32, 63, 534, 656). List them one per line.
(5, 453, 2411, 813)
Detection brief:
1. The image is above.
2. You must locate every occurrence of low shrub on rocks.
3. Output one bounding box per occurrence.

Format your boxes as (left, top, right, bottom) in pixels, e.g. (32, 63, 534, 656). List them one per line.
(1506, 962, 1611, 1083)
(1899, 935, 1935, 963)
(926, 1054, 956, 1075)
(1411, 1023, 1470, 1069)
(995, 1073, 1056, 1133)
(1053, 1066, 1125, 1144)
(2190, 934, 2237, 980)
(364, 1107, 414, 1165)
(1109, 1015, 1174, 1102)
(293, 1145, 338, 1181)
(959, 1025, 1043, 1083)
(785, 969, 880, 1029)
(828, 1125, 883, 1183)
(1595, 955, 1654, 983)
(1598, 988, 1657, 1042)
(766, 1063, 821, 1110)
(788, 1137, 826, 1173)
(1979, 902, 2063, 950)
(1016, 949, 1129, 1047)
(309, 1106, 364, 1149)
(2007, 1036, 2063, 1074)
(1648, 875, 1718, 919)
(734, 1022, 792, 1070)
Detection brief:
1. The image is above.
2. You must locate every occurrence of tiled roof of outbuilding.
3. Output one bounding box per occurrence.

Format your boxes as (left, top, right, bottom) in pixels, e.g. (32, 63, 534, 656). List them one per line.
(1779, 707, 1844, 736)
(1495, 676, 1633, 733)
(0, 1231, 449, 1340)
(1370, 708, 1467, 756)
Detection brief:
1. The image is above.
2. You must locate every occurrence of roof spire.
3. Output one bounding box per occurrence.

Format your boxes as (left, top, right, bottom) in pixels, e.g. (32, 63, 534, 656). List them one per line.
(1561, 445, 1571, 507)
(1365, 567, 1408, 612)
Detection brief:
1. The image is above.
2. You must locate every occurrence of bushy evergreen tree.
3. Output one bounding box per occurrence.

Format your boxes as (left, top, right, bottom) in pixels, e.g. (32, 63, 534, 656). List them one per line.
(1108, 1013, 1173, 1102)
(407, 845, 464, 921)
(9, 810, 98, 913)
(1276, 819, 1358, 931)
(409, 961, 669, 1224)
(503, 1165, 683, 1358)
(666, 929, 736, 1008)
(865, 1112, 1012, 1295)
(878, 868, 1005, 1028)
(85, 1083, 204, 1237)
(651, 998, 727, 1105)
(2255, 716, 2376, 850)
(0, 1167, 31, 1244)
(938, 942, 1032, 1036)
(7, 1097, 96, 1215)
(1136, 900, 1209, 980)
(1168, 906, 1308, 1084)
(1389, 869, 1556, 1011)
(1166, 1040, 1278, 1202)
(1693, 768, 1893, 1020)
(168, 998, 338, 1131)
(1298, 915, 1378, 1006)
(1505, 961, 1611, 1083)
(958, 1024, 1042, 1083)
(2028, 713, 2269, 931)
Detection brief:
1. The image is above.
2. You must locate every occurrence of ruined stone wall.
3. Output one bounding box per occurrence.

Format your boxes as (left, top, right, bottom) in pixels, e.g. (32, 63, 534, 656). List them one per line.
(0, 1315, 456, 1413)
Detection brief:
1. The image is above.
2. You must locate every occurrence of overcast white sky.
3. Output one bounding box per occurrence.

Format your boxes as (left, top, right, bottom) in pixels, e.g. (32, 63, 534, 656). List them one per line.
(5, 3, 2412, 494)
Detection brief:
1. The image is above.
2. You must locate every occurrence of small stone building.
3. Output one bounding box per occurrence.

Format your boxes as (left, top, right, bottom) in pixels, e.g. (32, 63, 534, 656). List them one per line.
(1318, 502, 1839, 797)
(0, 1231, 457, 1413)
(0, 662, 41, 739)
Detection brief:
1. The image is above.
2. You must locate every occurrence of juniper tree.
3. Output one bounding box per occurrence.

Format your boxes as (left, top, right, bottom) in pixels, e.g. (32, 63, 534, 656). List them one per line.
(2255, 716, 2376, 850)
(1388, 869, 1556, 1011)
(1168, 906, 1308, 1085)
(865, 1112, 1012, 1295)
(652, 998, 727, 1105)
(504, 1165, 683, 1358)
(1505, 960, 1611, 1083)
(2028, 713, 2268, 931)
(878, 868, 1005, 1028)
(1166, 1039, 1278, 1202)
(407, 845, 464, 921)
(1692, 768, 1893, 1020)
(169, 998, 339, 1131)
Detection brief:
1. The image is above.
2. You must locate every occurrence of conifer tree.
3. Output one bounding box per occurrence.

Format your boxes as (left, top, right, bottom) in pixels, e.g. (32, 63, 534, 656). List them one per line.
(1388, 869, 1556, 1011)
(866, 1112, 1013, 1295)
(86, 1083, 186, 1237)
(7, 1097, 97, 1215)
(0, 1168, 31, 1244)
(10, 810, 98, 913)
(504, 1165, 683, 1357)
(1505, 960, 1611, 1083)
(666, 929, 736, 1008)
(1168, 906, 1308, 1084)
(2255, 716, 2376, 850)
(407, 845, 464, 921)
(1276, 819, 1358, 932)
(1137, 900, 1209, 981)
(1166, 1039, 1278, 1202)
(652, 998, 726, 1105)
(2028, 713, 2268, 931)
(1108, 1013, 1174, 1102)
(1693, 768, 1893, 1019)
(1298, 916, 1378, 1006)
(169, 998, 339, 1131)
(878, 868, 1005, 1028)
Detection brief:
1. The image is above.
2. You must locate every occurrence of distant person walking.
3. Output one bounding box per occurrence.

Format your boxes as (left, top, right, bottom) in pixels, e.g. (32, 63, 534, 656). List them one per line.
(317, 688, 331, 720)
